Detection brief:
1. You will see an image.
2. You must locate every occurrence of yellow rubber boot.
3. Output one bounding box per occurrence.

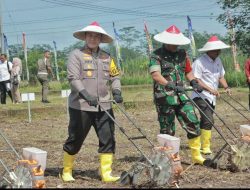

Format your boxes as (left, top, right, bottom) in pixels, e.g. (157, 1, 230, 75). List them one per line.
(60, 151, 75, 182)
(188, 136, 206, 165)
(99, 153, 120, 182)
(201, 129, 212, 155)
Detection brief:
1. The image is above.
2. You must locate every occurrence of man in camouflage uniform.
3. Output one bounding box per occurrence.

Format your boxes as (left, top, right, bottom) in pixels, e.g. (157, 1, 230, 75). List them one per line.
(149, 25, 211, 166)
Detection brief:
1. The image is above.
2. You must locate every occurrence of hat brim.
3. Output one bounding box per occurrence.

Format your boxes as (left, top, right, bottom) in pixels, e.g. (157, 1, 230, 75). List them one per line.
(198, 41, 230, 52)
(154, 32, 190, 45)
(73, 25, 113, 43)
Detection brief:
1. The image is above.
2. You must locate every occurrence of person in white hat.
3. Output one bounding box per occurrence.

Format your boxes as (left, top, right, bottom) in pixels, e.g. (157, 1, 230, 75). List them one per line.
(191, 35, 231, 156)
(149, 25, 213, 167)
(60, 21, 123, 183)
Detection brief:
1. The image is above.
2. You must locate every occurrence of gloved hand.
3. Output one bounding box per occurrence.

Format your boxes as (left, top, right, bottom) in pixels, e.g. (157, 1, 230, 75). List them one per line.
(165, 82, 185, 93)
(190, 79, 203, 93)
(112, 89, 123, 103)
(79, 89, 98, 107)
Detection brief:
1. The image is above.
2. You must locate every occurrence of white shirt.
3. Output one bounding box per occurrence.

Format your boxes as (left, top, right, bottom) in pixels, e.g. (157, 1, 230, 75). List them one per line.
(191, 54, 225, 106)
(0, 60, 13, 82)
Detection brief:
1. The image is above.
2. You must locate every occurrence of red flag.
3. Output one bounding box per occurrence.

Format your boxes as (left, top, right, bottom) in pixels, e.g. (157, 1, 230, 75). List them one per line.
(22, 32, 29, 81)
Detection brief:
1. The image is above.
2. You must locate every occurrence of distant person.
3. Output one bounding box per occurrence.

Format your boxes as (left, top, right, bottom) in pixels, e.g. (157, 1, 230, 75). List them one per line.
(244, 57, 250, 110)
(149, 25, 212, 166)
(0, 53, 13, 104)
(60, 21, 123, 183)
(11, 57, 22, 104)
(191, 36, 231, 155)
(37, 50, 54, 103)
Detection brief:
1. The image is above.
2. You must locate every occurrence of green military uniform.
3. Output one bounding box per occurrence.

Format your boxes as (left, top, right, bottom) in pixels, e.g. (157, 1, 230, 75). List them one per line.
(149, 46, 200, 139)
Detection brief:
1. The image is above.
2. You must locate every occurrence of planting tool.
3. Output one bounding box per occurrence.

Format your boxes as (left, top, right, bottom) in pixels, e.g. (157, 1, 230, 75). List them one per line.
(98, 100, 182, 187)
(0, 128, 33, 188)
(223, 91, 249, 112)
(186, 89, 250, 171)
(219, 95, 250, 123)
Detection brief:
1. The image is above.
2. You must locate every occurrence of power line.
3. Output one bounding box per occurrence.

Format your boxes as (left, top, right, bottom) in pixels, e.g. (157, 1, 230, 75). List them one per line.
(2, 5, 64, 13)
(4, 0, 226, 49)
(40, 0, 218, 19)
(4, 1, 218, 27)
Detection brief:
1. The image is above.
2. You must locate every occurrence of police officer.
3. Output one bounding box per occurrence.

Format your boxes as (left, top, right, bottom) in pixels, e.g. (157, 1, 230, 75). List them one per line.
(37, 50, 54, 103)
(149, 25, 211, 166)
(60, 21, 123, 182)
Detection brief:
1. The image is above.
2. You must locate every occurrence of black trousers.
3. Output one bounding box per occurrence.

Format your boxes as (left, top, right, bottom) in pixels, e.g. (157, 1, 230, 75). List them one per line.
(0, 80, 12, 104)
(193, 97, 215, 130)
(63, 107, 116, 155)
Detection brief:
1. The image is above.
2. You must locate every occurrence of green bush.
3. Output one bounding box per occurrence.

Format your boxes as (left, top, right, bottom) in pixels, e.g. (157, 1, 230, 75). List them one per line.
(19, 53, 248, 90)
(221, 54, 248, 87)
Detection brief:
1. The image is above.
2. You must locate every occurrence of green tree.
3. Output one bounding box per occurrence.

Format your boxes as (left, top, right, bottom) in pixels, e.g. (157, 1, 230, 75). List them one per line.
(217, 0, 250, 55)
(118, 26, 144, 51)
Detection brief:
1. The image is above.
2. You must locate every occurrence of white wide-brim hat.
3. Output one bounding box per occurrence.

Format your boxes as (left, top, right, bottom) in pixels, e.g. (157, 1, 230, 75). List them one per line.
(198, 36, 230, 52)
(154, 25, 190, 45)
(73, 21, 113, 43)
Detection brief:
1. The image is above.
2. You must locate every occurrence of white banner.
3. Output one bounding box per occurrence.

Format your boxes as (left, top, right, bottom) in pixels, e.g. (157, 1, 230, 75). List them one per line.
(21, 93, 35, 101)
(61, 89, 71, 98)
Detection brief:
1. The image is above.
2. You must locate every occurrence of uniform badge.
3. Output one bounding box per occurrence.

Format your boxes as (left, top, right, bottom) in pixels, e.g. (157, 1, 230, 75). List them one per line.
(87, 71, 92, 77)
(87, 64, 92, 69)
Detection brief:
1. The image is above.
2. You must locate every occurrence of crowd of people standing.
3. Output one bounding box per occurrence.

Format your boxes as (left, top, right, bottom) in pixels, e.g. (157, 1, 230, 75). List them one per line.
(0, 50, 55, 105)
(0, 54, 22, 104)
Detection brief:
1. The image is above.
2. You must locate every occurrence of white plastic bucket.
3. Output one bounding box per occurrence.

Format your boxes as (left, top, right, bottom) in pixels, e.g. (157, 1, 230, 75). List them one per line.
(240, 124, 250, 136)
(22, 147, 47, 171)
(157, 134, 180, 153)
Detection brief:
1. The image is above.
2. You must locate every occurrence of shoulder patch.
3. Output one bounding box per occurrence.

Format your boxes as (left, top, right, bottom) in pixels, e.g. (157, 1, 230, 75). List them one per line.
(110, 59, 120, 76)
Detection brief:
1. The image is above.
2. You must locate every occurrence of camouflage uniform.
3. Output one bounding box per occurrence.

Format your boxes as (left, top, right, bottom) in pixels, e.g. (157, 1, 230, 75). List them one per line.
(149, 46, 200, 139)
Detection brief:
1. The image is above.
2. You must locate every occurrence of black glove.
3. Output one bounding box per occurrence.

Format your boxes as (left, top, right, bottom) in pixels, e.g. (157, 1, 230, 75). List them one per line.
(79, 89, 98, 107)
(165, 82, 185, 93)
(190, 79, 203, 93)
(112, 89, 123, 103)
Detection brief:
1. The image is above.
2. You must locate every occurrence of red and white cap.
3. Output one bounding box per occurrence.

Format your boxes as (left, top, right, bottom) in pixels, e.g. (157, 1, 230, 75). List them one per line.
(198, 36, 230, 52)
(73, 21, 113, 43)
(153, 25, 190, 45)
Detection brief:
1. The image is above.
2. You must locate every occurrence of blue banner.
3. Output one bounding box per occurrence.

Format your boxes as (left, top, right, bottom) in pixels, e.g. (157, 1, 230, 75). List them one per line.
(112, 22, 122, 70)
(3, 33, 9, 58)
(187, 16, 197, 60)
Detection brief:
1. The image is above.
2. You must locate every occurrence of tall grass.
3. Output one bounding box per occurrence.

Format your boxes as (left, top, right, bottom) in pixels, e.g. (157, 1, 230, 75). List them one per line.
(221, 54, 248, 87)
(120, 53, 249, 87)
(19, 54, 248, 92)
(121, 56, 153, 85)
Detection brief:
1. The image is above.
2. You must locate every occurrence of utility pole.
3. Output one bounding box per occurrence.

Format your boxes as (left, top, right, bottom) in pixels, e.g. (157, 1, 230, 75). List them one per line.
(53, 41, 59, 81)
(227, 9, 240, 71)
(54, 47, 59, 81)
(0, 0, 3, 53)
